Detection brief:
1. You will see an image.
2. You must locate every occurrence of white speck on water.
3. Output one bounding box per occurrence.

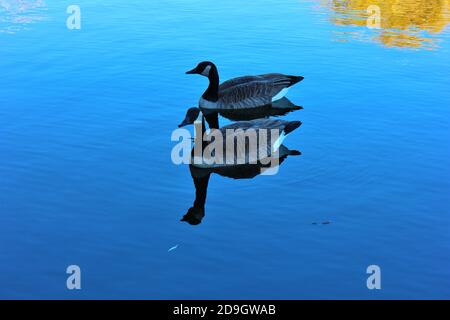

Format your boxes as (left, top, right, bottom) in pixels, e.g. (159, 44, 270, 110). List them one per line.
(168, 244, 179, 252)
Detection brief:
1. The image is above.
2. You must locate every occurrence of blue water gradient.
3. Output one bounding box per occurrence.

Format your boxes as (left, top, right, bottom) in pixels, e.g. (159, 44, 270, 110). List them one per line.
(0, 0, 449, 299)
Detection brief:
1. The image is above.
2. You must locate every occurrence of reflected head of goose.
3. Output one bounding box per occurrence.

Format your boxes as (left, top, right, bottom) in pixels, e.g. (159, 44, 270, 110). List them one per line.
(181, 206, 205, 225)
(178, 107, 201, 127)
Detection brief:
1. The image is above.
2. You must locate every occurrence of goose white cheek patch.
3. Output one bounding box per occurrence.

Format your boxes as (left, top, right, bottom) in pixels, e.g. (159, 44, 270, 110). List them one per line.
(201, 65, 211, 76)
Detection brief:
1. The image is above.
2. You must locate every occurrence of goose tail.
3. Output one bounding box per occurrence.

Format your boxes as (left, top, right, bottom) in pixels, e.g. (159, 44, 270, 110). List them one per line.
(272, 121, 302, 153)
(287, 149, 302, 156)
(271, 97, 303, 110)
(283, 121, 302, 135)
(287, 75, 304, 87)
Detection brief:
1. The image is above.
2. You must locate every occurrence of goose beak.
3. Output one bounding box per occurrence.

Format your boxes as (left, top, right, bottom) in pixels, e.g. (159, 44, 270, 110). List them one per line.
(178, 118, 190, 128)
(186, 68, 198, 74)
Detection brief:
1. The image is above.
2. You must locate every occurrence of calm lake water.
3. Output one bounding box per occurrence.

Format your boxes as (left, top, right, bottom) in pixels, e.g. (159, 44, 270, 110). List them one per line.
(0, 0, 449, 299)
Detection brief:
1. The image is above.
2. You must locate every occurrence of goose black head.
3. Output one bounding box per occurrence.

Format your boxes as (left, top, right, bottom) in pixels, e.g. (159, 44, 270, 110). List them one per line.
(186, 61, 216, 77)
(181, 206, 205, 225)
(178, 107, 201, 127)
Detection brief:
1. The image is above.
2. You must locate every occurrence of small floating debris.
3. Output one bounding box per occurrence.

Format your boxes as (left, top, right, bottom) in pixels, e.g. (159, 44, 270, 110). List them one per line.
(312, 220, 332, 225)
(168, 244, 179, 252)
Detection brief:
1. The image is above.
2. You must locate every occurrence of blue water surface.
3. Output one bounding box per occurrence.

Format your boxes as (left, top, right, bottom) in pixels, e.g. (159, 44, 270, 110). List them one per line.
(0, 0, 449, 299)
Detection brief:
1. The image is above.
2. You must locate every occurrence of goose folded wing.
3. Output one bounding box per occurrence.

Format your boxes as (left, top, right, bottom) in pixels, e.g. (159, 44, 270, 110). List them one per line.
(218, 75, 292, 109)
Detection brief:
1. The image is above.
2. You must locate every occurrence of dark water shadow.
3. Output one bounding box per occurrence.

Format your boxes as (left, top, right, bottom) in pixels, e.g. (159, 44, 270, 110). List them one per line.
(202, 97, 303, 122)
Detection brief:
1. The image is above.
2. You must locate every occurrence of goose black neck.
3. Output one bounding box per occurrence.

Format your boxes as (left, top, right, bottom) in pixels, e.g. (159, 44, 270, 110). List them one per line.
(193, 174, 210, 209)
(201, 115, 206, 136)
(202, 65, 219, 102)
(193, 115, 207, 151)
(204, 112, 219, 129)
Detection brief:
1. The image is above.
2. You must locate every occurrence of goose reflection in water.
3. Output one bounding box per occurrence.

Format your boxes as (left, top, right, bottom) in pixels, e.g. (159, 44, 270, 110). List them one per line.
(203, 97, 302, 124)
(180, 96, 303, 135)
(178, 105, 303, 225)
(182, 145, 301, 225)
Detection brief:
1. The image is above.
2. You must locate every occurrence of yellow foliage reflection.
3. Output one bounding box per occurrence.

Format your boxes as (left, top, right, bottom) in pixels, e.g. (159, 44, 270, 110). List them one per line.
(325, 0, 450, 48)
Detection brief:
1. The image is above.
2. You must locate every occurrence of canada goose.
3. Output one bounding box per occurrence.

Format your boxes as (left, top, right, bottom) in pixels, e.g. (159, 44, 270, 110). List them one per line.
(178, 107, 302, 169)
(182, 145, 301, 225)
(185, 61, 304, 120)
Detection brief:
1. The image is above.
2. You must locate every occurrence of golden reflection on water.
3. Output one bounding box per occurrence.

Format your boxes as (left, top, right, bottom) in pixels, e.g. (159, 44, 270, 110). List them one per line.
(322, 0, 450, 49)
(0, 0, 46, 33)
